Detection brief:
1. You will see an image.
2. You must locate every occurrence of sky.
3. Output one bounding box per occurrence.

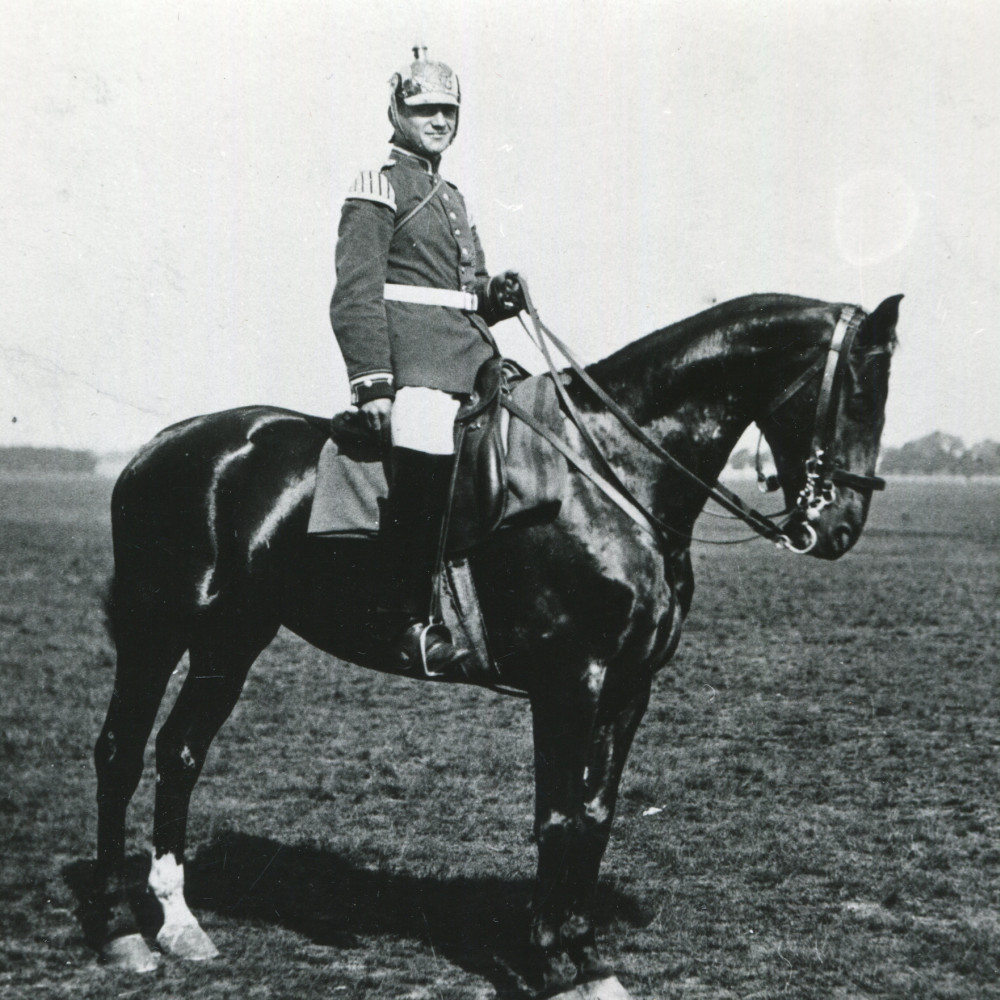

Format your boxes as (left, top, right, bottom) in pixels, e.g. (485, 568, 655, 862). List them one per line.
(2, 0, 998, 452)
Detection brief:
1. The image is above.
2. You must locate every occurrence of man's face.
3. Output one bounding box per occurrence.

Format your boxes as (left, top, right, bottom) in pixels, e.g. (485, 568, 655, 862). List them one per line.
(395, 103, 457, 157)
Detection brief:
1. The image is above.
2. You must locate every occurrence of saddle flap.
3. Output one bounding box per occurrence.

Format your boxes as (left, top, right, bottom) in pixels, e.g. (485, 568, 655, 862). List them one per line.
(447, 358, 510, 552)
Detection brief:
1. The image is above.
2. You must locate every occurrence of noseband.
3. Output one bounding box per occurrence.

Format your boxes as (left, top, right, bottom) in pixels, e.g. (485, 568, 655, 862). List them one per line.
(756, 307, 886, 551)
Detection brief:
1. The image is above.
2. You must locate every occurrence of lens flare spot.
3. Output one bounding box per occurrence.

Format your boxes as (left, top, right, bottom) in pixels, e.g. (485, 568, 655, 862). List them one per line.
(834, 169, 919, 266)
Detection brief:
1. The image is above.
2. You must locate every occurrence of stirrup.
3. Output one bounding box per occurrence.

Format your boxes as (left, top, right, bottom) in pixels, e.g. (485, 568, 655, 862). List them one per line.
(418, 621, 454, 678)
(393, 620, 472, 680)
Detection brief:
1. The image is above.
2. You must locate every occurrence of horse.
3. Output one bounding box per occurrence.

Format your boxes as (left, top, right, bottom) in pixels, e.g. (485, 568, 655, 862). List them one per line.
(90, 292, 899, 998)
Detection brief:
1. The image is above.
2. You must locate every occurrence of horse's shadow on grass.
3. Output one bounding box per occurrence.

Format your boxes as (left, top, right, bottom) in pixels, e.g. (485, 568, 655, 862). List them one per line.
(64, 830, 649, 995)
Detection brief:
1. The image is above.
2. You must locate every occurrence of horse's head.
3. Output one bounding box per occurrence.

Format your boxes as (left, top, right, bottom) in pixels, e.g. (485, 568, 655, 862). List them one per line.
(760, 295, 900, 559)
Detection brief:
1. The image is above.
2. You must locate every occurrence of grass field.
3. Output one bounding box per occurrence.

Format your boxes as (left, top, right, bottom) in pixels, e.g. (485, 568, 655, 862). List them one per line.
(1, 474, 998, 999)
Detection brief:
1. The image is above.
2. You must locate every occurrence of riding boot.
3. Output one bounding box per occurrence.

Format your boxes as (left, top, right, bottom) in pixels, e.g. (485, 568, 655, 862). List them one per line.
(380, 447, 472, 678)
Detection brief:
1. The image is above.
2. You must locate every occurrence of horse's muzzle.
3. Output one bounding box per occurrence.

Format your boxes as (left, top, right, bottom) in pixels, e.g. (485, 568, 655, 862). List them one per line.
(781, 506, 861, 559)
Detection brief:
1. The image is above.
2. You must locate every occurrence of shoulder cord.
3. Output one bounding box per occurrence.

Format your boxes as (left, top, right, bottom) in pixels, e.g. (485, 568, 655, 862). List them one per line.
(393, 177, 445, 234)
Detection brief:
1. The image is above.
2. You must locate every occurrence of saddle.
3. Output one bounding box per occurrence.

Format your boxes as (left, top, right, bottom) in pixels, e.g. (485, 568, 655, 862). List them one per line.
(312, 358, 562, 553)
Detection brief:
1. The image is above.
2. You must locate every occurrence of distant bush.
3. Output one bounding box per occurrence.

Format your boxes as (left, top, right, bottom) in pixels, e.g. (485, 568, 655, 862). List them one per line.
(960, 439, 1000, 476)
(879, 433, 1000, 476)
(726, 432, 1000, 476)
(0, 447, 97, 474)
(728, 447, 755, 471)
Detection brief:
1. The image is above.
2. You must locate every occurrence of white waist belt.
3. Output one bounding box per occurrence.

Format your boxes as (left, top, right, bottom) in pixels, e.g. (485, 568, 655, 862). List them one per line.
(384, 283, 478, 311)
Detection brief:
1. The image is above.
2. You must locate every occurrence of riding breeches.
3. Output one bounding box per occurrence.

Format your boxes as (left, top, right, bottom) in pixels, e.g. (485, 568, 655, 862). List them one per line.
(390, 386, 462, 456)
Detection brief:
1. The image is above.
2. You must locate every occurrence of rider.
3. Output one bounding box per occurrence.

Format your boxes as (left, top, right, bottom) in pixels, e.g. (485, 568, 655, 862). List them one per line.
(330, 47, 525, 677)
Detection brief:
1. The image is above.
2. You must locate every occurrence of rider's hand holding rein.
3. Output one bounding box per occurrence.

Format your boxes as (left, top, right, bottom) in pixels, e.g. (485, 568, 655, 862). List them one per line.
(488, 270, 526, 317)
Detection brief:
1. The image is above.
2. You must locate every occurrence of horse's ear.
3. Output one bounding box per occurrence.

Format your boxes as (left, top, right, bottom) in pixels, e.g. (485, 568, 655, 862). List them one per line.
(861, 294, 903, 349)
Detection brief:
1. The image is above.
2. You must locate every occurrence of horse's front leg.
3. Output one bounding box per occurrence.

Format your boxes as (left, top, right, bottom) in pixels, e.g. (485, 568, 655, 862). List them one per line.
(528, 667, 652, 997)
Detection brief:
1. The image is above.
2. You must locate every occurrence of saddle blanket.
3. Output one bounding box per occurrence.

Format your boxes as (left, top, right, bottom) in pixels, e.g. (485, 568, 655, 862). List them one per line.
(308, 373, 567, 537)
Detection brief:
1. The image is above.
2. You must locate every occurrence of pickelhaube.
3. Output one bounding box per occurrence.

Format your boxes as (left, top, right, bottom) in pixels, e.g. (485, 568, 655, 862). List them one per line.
(390, 46, 461, 107)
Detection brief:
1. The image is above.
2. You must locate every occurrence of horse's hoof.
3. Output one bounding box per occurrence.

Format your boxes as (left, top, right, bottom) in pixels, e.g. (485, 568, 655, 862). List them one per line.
(156, 922, 220, 961)
(547, 976, 632, 1000)
(101, 933, 159, 972)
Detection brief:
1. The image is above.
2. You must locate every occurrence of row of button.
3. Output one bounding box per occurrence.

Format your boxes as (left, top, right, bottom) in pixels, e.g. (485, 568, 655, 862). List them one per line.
(440, 188, 476, 290)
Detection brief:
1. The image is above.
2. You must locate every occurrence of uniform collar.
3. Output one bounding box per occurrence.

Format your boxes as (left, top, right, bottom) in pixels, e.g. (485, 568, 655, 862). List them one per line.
(387, 144, 438, 175)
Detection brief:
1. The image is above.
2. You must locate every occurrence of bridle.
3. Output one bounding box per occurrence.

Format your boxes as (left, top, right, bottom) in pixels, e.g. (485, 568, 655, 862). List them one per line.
(515, 285, 886, 554)
(754, 306, 886, 551)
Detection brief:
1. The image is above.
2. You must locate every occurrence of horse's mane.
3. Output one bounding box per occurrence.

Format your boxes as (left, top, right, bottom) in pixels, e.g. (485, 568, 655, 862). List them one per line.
(591, 293, 830, 377)
(596, 292, 825, 366)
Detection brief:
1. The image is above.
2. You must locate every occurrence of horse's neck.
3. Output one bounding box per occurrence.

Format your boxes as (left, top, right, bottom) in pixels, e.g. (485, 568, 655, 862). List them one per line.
(581, 298, 826, 512)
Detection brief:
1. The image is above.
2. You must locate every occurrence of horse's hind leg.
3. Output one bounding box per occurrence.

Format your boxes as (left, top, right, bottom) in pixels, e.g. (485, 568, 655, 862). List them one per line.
(147, 611, 278, 961)
(93, 625, 187, 971)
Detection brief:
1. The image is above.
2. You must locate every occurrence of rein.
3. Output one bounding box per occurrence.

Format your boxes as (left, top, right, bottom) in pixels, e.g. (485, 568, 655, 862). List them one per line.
(516, 284, 883, 553)
(518, 285, 787, 546)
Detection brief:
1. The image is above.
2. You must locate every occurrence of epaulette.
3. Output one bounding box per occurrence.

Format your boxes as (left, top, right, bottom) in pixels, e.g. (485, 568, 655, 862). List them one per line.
(345, 169, 396, 210)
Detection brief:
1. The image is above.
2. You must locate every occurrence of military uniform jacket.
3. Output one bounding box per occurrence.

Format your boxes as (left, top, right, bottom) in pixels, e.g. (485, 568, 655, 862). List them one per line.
(331, 145, 508, 402)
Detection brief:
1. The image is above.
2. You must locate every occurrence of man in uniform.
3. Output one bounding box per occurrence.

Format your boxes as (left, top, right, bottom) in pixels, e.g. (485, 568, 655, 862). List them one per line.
(330, 48, 525, 677)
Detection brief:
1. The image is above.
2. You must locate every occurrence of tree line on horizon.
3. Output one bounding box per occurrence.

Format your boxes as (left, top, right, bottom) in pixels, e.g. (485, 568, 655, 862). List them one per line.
(0, 431, 998, 476)
(0, 446, 98, 474)
(728, 431, 1000, 477)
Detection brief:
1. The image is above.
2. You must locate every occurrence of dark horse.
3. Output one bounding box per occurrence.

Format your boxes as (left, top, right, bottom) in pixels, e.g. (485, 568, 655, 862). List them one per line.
(92, 293, 898, 997)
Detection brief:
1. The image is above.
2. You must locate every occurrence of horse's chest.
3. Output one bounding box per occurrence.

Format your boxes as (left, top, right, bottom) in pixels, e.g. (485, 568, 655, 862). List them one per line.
(476, 517, 672, 677)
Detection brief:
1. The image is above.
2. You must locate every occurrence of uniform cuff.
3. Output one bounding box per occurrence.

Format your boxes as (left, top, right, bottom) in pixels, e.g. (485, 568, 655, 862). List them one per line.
(350, 373, 395, 405)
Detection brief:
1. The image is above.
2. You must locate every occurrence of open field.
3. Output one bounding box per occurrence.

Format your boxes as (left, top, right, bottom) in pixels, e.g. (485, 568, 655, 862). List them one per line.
(1, 475, 998, 999)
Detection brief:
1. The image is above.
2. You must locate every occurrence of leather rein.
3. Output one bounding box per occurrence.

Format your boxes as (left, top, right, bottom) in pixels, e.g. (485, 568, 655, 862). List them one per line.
(513, 285, 885, 554)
